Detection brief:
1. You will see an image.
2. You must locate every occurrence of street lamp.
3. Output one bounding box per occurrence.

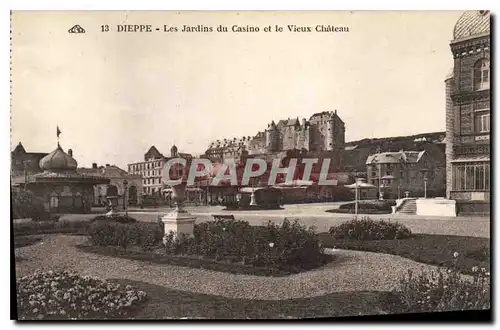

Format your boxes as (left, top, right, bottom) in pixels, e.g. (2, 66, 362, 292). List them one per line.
(354, 178, 360, 215)
(123, 179, 128, 215)
(397, 183, 402, 200)
(423, 177, 428, 199)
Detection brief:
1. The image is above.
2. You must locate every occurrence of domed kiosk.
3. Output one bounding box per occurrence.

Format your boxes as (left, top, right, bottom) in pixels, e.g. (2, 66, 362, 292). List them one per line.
(27, 142, 110, 214)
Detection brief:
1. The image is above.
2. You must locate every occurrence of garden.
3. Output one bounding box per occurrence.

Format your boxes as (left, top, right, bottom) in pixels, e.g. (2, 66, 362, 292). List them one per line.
(14, 214, 490, 319)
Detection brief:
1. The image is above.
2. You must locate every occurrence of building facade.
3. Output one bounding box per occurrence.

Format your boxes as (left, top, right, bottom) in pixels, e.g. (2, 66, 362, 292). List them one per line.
(77, 164, 143, 207)
(204, 110, 345, 160)
(366, 150, 446, 199)
(127, 145, 193, 196)
(445, 11, 490, 214)
(11, 142, 49, 185)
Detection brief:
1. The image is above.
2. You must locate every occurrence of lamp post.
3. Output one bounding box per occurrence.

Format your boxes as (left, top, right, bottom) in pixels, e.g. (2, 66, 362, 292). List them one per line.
(378, 162, 384, 200)
(397, 184, 401, 200)
(123, 179, 128, 215)
(424, 177, 428, 199)
(354, 178, 360, 215)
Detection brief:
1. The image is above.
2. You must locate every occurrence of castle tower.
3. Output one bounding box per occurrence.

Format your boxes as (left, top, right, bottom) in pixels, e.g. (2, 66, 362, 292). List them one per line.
(265, 121, 279, 153)
(300, 118, 310, 151)
(326, 111, 336, 151)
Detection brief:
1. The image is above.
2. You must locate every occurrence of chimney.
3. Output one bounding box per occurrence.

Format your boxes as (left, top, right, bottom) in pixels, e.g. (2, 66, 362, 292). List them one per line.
(92, 163, 97, 169)
(105, 164, 110, 167)
(68, 149, 73, 157)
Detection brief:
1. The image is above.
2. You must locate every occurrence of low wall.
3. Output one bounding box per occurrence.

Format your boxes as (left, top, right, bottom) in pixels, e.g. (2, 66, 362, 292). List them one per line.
(456, 201, 490, 216)
(415, 198, 456, 217)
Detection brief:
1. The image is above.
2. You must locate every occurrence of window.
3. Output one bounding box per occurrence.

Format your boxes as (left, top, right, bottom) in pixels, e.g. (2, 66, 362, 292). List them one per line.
(50, 196, 59, 208)
(474, 113, 490, 133)
(473, 59, 490, 90)
(452, 162, 490, 191)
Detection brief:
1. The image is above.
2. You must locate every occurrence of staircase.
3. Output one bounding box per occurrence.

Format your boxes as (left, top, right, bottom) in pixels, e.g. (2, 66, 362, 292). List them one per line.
(396, 198, 417, 215)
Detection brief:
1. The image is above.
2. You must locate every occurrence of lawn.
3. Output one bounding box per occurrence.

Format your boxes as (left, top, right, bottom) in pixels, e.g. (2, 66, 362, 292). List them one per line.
(76, 244, 334, 277)
(107, 278, 402, 319)
(318, 233, 490, 275)
(14, 235, 42, 248)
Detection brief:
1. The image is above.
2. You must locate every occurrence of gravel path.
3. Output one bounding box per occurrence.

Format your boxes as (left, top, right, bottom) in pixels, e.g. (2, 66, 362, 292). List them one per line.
(15, 234, 454, 300)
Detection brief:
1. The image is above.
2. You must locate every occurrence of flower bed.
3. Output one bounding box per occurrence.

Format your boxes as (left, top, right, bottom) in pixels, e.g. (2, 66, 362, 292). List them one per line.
(87, 218, 330, 274)
(331, 200, 396, 214)
(329, 217, 412, 240)
(318, 232, 490, 276)
(397, 253, 490, 313)
(16, 271, 147, 320)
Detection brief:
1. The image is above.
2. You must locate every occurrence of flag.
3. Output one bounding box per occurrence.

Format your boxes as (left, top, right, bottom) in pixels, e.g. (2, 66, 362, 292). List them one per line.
(57, 126, 61, 138)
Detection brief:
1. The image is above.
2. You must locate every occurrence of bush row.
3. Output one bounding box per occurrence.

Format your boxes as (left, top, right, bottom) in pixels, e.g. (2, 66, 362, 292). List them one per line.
(338, 200, 396, 211)
(89, 221, 162, 251)
(13, 215, 139, 237)
(329, 217, 412, 240)
(13, 220, 90, 236)
(88, 218, 325, 272)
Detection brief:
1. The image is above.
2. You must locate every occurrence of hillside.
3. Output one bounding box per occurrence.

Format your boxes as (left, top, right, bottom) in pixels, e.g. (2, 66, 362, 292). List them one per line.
(343, 132, 446, 173)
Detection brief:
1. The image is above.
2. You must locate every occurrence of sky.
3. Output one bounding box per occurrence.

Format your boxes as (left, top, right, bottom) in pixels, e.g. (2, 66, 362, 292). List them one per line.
(11, 11, 463, 169)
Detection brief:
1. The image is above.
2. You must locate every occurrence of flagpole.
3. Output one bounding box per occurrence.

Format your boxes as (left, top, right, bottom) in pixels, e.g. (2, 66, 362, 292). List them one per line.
(57, 125, 62, 148)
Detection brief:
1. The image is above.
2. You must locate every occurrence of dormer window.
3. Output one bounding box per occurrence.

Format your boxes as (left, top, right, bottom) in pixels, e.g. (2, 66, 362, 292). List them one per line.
(473, 58, 490, 90)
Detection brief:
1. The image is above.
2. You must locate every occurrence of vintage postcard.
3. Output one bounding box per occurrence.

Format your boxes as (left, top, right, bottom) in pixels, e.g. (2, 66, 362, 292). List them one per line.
(11, 11, 491, 321)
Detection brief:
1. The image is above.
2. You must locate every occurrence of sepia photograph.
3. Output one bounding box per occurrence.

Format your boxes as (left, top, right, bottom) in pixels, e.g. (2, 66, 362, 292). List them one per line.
(10, 10, 491, 321)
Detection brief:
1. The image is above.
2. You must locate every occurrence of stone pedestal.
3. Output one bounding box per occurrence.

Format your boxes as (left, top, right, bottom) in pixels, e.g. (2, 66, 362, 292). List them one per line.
(161, 210, 196, 242)
(161, 183, 196, 243)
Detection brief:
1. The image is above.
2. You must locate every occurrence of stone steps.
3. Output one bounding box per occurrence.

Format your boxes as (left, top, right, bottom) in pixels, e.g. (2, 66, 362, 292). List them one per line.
(397, 199, 417, 215)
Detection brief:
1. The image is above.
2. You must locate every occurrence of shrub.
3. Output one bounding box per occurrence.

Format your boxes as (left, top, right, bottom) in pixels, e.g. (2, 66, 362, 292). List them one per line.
(134, 223, 164, 251)
(339, 200, 396, 211)
(164, 218, 325, 271)
(12, 189, 58, 221)
(88, 221, 162, 251)
(88, 218, 326, 271)
(397, 252, 490, 313)
(16, 270, 147, 320)
(329, 217, 412, 240)
(91, 215, 137, 224)
(88, 222, 121, 246)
